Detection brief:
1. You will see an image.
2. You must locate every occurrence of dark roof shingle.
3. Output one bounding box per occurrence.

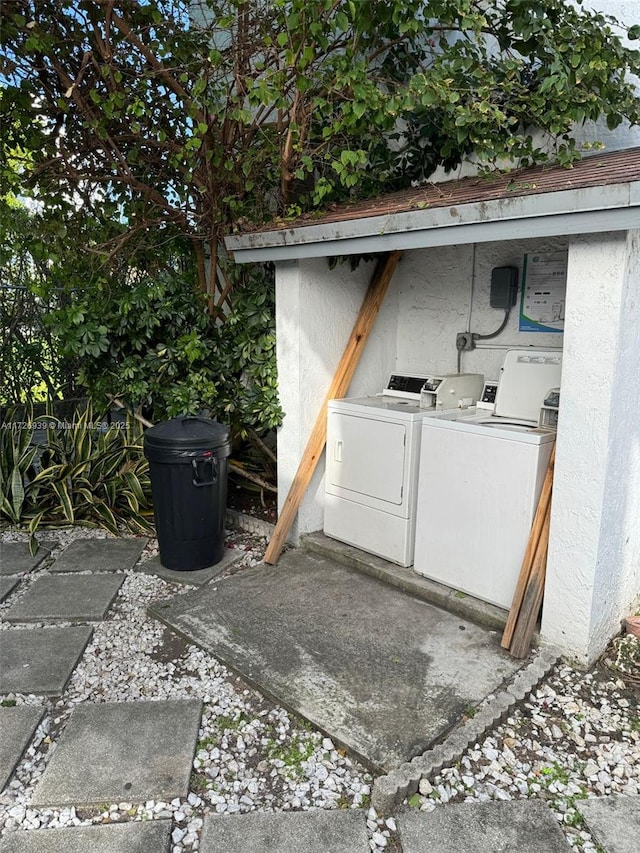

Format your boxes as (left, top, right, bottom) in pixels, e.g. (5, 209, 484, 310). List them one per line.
(251, 147, 640, 234)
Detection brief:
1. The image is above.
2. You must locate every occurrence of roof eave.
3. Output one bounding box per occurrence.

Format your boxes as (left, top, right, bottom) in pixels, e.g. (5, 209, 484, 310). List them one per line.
(225, 181, 640, 263)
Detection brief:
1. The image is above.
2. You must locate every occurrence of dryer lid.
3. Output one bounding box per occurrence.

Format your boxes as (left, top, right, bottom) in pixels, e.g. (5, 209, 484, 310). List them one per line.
(495, 350, 562, 422)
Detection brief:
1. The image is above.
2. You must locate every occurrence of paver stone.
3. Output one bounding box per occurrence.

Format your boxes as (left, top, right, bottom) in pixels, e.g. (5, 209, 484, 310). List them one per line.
(137, 549, 240, 586)
(0, 577, 19, 603)
(200, 810, 369, 853)
(398, 801, 571, 852)
(49, 538, 147, 573)
(0, 819, 171, 852)
(0, 627, 93, 696)
(579, 795, 640, 853)
(0, 706, 44, 791)
(4, 574, 123, 623)
(0, 542, 55, 576)
(31, 699, 202, 806)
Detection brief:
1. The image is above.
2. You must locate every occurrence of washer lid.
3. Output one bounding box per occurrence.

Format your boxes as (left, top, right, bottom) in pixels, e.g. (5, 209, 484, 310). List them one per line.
(495, 350, 562, 421)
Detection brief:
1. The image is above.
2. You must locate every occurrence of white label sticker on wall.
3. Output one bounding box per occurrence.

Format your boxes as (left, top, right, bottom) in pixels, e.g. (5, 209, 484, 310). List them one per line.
(519, 251, 567, 333)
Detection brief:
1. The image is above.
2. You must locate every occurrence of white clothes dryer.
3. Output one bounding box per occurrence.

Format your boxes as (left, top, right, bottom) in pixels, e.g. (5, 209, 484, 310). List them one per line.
(324, 373, 484, 567)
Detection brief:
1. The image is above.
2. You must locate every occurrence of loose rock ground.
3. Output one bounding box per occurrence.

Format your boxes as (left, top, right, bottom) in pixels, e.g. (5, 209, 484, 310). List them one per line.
(1, 525, 638, 853)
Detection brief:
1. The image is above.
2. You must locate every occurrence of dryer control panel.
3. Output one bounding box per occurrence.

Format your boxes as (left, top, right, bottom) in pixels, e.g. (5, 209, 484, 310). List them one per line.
(384, 374, 429, 399)
(538, 388, 561, 429)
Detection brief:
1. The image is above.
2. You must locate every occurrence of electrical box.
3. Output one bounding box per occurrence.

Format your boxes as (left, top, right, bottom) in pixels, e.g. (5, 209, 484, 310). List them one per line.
(490, 266, 519, 309)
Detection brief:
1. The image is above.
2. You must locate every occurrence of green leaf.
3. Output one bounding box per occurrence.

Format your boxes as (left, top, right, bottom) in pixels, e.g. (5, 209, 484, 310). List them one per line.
(10, 466, 25, 521)
(93, 502, 119, 535)
(352, 101, 367, 119)
(52, 481, 74, 523)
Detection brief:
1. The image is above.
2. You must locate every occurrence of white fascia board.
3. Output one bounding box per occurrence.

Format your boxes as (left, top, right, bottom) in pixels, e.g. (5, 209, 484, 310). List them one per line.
(229, 207, 640, 263)
(225, 182, 638, 262)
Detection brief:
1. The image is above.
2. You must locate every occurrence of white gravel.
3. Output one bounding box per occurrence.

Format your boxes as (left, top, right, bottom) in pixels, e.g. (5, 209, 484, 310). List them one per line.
(404, 660, 639, 851)
(1, 525, 637, 853)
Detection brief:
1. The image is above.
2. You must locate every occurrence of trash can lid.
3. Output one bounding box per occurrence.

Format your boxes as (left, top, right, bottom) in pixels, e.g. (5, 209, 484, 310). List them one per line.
(144, 416, 230, 451)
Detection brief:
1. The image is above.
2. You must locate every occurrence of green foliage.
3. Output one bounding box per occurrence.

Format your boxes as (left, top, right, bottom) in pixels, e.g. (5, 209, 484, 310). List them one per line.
(266, 732, 315, 772)
(0, 403, 153, 543)
(2, 1, 638, 253)
(0, 199, 79, 405)
(1, 0, 639, 451)
(0, 406, 38, 525)
(47, 262, 282, 433)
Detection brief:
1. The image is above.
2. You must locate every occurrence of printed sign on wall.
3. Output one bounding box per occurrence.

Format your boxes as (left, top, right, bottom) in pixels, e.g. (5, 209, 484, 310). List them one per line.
(519, 251, 567, 333)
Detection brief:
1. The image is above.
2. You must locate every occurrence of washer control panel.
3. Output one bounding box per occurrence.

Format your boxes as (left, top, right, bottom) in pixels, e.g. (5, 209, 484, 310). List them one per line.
(476, 380, 499, 411)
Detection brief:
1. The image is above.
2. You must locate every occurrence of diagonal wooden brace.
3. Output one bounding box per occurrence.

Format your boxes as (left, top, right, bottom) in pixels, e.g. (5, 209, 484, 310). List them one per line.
(264, 250, 402, 565)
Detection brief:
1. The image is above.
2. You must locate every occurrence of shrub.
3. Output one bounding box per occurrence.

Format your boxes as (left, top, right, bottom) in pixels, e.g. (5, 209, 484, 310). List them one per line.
(47, 263, 283, 436)
(0, 403, 153, 548)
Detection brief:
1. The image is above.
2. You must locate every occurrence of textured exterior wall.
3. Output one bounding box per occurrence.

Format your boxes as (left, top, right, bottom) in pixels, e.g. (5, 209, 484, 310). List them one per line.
(394, 238, 567, 381)
(275, 257, 398, 541)
(542, 230, 640, 663)
(275, 238, 567, 538)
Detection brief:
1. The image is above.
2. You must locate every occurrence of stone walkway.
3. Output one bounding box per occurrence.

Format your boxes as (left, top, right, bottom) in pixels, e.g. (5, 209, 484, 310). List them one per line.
(0, 538, 637, 852)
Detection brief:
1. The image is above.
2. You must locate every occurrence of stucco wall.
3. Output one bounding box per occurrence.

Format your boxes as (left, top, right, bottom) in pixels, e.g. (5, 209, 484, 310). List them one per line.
(276, 237, 570, 542)
(394, 238, 567, 382)
(275, 257, 398, 539)
(542, 230, 640, 663)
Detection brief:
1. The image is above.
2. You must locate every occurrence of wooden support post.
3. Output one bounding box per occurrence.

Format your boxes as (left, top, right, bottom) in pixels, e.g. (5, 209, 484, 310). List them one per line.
(501, 444, 556, 650)
(263, 250, 402, 565)
(509, 500, 552, 659)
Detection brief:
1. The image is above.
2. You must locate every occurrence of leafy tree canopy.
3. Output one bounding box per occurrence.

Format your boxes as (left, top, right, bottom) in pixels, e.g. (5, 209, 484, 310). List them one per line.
(1, 0, 639, 297)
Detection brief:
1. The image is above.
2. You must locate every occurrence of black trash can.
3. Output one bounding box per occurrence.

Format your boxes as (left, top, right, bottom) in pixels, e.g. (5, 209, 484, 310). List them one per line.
(144, 416, 232, 571)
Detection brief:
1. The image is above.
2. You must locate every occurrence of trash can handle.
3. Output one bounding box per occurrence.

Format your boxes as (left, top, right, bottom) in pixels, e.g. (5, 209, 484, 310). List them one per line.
(192, 455, 218, 487)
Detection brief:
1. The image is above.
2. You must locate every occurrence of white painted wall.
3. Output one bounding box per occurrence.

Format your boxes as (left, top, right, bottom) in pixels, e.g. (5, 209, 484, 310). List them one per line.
(542, 230, 640, 663)
(394, 239, 567, 382)
(275, 257, 398, 540)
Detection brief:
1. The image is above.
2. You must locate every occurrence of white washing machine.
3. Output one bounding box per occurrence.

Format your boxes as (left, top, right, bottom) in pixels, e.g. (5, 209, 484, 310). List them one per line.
(414, 350, 562, 609)
(324, 373, 484, 567)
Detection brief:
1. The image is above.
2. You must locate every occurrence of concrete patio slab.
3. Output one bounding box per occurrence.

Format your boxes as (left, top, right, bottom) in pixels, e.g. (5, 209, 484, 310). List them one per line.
(0, 542, 55, 576)
(0, 819, 171, 852)
(138, 547, 241, 586)
(200, 810, 369, 853)
(0, 706, 44, 792)
(398, 801, 571, 852)
(48, 538, 147, 573)
(3, 574, 124, 623)
(578, 795, 640, 853)
(304, 531, 508, 632)
(149, 549, 522, 772)
(0, 626, 93, 696)
(0, 577, 20, 602)
(31, 699, 202, 806)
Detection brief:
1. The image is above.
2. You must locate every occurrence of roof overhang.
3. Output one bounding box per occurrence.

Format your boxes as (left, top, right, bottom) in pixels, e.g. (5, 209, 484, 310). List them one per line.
(225, 180, 640, 263)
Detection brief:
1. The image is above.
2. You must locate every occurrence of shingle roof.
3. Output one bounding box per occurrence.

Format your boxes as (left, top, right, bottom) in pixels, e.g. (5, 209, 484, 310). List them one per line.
(250, 147, 640, 233)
